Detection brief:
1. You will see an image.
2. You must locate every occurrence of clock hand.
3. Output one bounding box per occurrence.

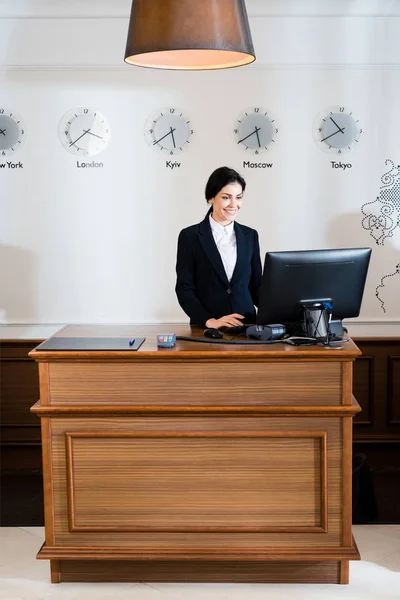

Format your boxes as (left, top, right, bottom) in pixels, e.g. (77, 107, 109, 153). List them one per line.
(320, 128, 346, 143)
(255, 127, 261, 148)
(329, 117, 345, 134)
(237, 126, 261, 145)
(83, 129, 103, 140)
(170, 126, 176, 149)
(69, 128, 90, 147)
(153, 128, 176, 146)
(0, 128, 6, 136)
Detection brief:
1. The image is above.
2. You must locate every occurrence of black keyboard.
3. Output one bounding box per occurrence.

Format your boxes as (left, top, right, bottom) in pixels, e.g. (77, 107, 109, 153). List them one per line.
(224, 325, 247, 335)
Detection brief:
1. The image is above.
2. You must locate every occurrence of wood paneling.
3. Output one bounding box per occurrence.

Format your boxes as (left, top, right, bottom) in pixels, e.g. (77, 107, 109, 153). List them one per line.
(352, 356, 374, 425)
(65, 431, 326, 533)
(388, 356, 400, 425)
(1, 342, 41, 428)
(353, 340, 400, 441)
(57, 559, 342, 584)
(50, 416, 342, 550)
(0, 341, 42, 469)
(48, 361, 342, 406)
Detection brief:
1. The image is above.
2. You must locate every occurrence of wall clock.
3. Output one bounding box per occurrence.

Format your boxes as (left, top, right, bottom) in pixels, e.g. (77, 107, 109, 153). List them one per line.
(234, 107, 278, 154)
(313, 106, 362, 154)
(0, 108, 26, 157)
(58, 108, 111, 156)
(145, 108, 193, 155)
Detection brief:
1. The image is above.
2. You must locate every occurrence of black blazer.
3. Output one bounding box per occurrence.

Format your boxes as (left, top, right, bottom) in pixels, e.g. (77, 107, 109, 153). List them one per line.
(175, 216, 262, 326)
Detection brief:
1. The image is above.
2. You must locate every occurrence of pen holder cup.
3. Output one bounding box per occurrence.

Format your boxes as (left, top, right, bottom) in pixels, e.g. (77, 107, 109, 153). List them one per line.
(302, 304, 331, 341)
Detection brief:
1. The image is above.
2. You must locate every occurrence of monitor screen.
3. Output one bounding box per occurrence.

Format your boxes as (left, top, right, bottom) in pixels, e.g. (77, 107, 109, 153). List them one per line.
(256, 247, 372, 332)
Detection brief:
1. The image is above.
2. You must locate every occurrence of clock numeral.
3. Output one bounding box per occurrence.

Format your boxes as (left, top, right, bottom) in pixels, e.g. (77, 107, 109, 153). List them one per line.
(234, 129, 238, 134)
(190, 130, 193, 135)
(255, 150, 259, 154)
(170, 108, 175, 113)
(0, 109, 3, 114)
(149, 129, 153, 133)
(338, 149, 342, 154)
(340, 107, 345, 112)
(65, 131, 68, 135)
(84, 109, 88, 114)
(21, 130, 24, 134)
(360, 128, 363, 133)
(254, 108, 259, 113)
(318, 127, 323, 132)
(275, 128, 279, 134)
(2, 151, 5, 156)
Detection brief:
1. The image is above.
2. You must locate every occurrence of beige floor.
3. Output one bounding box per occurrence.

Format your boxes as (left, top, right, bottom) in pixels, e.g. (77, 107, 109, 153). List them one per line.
(0, 526, 399, 599)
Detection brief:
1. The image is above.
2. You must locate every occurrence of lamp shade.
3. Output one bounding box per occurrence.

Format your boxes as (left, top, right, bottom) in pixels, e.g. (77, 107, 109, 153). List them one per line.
(124, 0, 255, 70)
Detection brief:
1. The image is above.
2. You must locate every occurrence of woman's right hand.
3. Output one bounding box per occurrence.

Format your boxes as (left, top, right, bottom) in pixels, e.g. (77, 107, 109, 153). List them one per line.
(205, 314, 245, 329)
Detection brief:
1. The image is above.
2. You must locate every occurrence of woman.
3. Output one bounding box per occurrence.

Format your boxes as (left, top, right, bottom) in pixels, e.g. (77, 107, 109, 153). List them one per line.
(175, 166, 262, 328)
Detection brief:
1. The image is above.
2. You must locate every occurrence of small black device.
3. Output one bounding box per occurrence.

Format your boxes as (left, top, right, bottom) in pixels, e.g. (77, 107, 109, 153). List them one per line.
(203, 328, 224, 339)
(157, 333, 176, 348)
(256, 247, 371, 337)
(246, 324, 286, 341)
(284, 336, 318, 346)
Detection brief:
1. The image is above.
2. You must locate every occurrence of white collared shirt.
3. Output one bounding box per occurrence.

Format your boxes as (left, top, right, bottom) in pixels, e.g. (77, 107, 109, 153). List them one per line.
(209, 215, 237, 282)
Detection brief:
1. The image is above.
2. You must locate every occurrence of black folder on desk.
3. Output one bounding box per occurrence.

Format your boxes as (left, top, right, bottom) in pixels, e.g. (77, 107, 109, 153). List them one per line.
(35, 337, 145, 351)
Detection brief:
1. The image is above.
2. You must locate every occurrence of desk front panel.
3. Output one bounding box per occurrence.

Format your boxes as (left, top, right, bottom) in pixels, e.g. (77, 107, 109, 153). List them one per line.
(47, 361, 343, 406)
(49, 416, 342, 550)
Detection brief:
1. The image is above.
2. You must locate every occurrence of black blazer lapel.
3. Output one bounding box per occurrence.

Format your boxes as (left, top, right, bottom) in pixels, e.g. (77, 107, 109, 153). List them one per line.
(230, 222, 250, 284)
(198, 217, 230, 287)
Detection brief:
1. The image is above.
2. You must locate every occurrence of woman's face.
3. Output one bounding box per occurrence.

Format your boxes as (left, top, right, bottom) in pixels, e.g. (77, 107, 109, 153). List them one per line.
(208, 182, 243, 225)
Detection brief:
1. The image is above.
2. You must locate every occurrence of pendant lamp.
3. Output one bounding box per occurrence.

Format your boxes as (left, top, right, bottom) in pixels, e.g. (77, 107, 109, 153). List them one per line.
(124, 0, 255, 70)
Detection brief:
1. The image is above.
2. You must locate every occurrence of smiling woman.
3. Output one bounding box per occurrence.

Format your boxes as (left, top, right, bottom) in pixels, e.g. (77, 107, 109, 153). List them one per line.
(175, 166, 262, 328)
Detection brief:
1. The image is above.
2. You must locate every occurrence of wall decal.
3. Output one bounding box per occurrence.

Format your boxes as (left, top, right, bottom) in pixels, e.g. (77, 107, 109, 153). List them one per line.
(376, 263, 400, 313)
(361, 159, 400, 245)
(363, 160, 400, 313)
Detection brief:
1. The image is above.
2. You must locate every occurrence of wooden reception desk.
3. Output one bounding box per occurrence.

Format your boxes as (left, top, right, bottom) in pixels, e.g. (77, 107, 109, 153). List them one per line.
(30, 324, 361, 584)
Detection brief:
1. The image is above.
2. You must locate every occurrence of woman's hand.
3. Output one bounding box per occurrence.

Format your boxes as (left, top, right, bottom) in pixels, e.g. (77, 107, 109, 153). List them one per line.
(205, 314, 244, 329)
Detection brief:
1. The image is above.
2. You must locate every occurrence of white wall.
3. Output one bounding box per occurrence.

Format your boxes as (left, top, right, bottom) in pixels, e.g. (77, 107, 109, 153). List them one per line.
(1, 0, 400, 336)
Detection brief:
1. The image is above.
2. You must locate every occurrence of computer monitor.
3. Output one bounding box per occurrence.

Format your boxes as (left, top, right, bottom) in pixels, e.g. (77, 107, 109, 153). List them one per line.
(256, 247, 372, 336)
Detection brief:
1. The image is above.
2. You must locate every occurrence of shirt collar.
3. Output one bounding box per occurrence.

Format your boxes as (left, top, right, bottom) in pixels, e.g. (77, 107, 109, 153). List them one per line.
(209, 214, 235, 236)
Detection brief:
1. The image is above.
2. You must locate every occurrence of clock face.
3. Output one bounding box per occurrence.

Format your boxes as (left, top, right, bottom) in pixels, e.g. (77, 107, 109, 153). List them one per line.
(58, 108, 111, 156)
(235, 107, 278, 154)
(314, 106, 362, 154)
(0, 108, 26, 157)
(145, 108, 193, 155)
